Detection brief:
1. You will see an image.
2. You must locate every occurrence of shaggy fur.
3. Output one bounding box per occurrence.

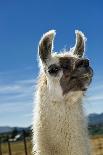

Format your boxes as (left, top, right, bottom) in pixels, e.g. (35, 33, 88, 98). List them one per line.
(33, 30, 93, 155)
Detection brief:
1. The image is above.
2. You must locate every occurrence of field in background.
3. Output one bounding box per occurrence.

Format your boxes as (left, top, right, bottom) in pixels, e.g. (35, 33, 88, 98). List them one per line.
(1, 140, 32, 155)
(1, 136, 103, 155)
(91, 135, 103, 155)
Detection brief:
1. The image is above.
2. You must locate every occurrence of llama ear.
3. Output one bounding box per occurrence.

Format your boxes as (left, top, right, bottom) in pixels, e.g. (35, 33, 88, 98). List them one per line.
(73, 30, 87, 58)
(38, 30, 56, 63)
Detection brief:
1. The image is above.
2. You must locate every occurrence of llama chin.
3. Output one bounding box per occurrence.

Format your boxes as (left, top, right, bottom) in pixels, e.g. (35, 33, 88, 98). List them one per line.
(32, 30, 93, 155)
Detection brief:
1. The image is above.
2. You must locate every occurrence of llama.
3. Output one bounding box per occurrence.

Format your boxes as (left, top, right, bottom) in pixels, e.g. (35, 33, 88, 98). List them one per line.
(33, 30, 93, 155)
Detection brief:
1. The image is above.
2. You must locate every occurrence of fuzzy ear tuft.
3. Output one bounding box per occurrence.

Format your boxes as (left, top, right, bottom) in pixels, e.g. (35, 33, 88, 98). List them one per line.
(38, 30, 56, 63)
(73, 30, 87, 58)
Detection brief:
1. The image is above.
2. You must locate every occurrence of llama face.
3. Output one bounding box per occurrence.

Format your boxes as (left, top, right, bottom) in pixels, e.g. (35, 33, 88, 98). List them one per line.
(38, 30, 93, 95)
(59, 56, 93, 94)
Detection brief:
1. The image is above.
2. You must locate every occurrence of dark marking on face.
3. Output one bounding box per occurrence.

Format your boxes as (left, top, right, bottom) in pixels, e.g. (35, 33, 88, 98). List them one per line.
(75, 59, 89, 68)
(59, 57, 93, 95)
(59, 57, 75, 78)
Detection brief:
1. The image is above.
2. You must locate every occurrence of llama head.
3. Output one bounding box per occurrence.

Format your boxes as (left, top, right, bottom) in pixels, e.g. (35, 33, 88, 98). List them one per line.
(38, 30, 93, 95)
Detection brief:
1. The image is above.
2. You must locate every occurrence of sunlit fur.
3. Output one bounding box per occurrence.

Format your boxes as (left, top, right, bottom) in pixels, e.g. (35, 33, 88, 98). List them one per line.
(32, 30, 93, 155)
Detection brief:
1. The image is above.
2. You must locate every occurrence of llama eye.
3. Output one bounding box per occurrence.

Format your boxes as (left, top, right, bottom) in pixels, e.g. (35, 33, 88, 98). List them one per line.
(48, 64, 60, 75)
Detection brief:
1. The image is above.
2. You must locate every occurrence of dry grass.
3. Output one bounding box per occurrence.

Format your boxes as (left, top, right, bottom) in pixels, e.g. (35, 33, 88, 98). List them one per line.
(91, 135, 103, 155)
(1, 136, 103, 155)
(1, 140, 32, 155)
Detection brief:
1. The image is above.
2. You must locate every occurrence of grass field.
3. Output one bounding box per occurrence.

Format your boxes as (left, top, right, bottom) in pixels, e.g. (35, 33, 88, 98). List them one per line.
(1, 140, 32, 155)
(1, 136, 103, 155)
(91, 135, 103, 155)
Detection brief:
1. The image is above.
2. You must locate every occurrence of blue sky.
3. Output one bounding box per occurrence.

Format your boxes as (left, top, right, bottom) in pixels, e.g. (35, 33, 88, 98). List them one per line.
(0, 0, 103, 127)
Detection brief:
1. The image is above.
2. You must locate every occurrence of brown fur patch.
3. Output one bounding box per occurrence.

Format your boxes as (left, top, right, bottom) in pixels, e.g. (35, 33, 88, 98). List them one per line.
(59, 57, 75, 75)
(59, 57, 75, 95)
(59, 57, 93, 95)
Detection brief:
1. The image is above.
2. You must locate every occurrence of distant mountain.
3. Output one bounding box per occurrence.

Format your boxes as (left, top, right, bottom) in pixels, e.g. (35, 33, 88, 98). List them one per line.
(88, 113, 103, 125)
(0, 126, 13, 133)
(0, 126, 31, 134)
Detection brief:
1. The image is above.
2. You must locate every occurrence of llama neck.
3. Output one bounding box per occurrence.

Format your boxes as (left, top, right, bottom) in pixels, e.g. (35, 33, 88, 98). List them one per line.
(49, 95, 91, 155)
(40, 91, 90, 154)
(37, 75, 91, 154)
(65, 100, 90, 154)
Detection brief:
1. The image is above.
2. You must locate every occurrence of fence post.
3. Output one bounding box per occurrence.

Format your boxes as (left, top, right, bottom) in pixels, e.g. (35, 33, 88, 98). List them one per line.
(7, 136, 12, 155)
(0, 138, 2, 155)
(23, 130, 28, 155)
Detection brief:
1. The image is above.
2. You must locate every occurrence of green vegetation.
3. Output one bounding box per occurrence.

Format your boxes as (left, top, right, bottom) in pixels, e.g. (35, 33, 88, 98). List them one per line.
(88, 124, 103, 136)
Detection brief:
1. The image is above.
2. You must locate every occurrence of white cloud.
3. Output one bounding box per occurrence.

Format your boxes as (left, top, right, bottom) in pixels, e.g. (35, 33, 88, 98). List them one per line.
(16, 79, 35, 85)
(0, 77, 35, 114)
(0, 85, 22, 93)
(0, 78, 35, 93)
(0, 68, 37, 126)
(87, 94, 103, 101)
